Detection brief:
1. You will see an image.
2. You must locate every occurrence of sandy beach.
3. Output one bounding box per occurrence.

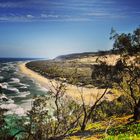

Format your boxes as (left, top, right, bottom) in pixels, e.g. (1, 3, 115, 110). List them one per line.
(18, 62, 115, 104)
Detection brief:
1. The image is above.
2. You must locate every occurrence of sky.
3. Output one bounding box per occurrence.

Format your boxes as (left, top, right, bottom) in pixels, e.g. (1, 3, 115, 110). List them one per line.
(0, 0, 139, 58)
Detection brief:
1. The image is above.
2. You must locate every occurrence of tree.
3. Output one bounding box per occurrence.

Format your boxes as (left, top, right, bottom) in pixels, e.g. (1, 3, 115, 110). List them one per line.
(115, 56, 140, 120)
(110, 27, 140, 121)
(80, 88, 108, 131)
(110, 27, 140, 55)
(25, 73, 110, 137)
(26, 82, 82, 140)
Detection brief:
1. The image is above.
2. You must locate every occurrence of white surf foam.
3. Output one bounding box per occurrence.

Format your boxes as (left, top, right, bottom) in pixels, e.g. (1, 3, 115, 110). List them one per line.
(7, 87, 19, 93)
(9, 78, 20, 83)
(39, 86, 49, 92)
(1, 82, 8, 89)
(16, 91, 30, 98)
(0, 94, 8, 101)
(36, 83, 49, 92)
(1, 66, 9, 71)
(6, 99, 14, 104)
(20, 99, 34, 111)
(0, 103, 26, 116)
(0, 76, 4, 80)
(19, 83, 30, 89)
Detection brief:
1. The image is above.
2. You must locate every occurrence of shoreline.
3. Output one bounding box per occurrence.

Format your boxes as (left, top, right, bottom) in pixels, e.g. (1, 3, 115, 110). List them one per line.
(18, 62, 114, 104)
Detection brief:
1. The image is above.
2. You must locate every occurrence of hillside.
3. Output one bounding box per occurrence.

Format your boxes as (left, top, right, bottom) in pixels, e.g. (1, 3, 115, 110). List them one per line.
(26, 51, 121, 88)
(0, 50, 140, 140)
(55, 50, 115, 60)
(24, 51, 140, 139)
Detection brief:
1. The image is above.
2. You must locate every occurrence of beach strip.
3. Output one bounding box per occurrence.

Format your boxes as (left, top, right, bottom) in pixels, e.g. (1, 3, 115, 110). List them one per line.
(18, 62, 113, 104)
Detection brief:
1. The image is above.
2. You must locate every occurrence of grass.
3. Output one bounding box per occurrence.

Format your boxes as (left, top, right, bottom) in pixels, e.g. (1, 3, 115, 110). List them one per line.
(104, 134, 140, 140)
(64, 115, 140, 140)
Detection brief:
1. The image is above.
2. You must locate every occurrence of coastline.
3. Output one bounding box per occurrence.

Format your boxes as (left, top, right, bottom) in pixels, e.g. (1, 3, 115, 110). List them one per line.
(18, 62, 114, 104)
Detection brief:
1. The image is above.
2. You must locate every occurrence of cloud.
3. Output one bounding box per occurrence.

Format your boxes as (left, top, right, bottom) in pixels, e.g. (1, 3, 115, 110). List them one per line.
(0, 14, 35, 22)
(40, 14, 59, 18)
(0, 0, 139, 22)
(86, 12, 110, 16)
(26, 14, 34, 18)
(131, 11, 140, 14)
(85, 12, 127, 19)
(0, 16, 9, 21)
(0, 2, 17, 8)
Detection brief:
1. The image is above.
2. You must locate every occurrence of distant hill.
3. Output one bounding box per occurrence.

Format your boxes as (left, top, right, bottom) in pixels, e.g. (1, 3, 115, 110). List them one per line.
(55, 50, 115, 60)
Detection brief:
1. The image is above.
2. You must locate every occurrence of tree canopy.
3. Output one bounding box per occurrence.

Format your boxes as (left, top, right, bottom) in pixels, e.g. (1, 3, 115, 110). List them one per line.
(110, 27, 140, 55)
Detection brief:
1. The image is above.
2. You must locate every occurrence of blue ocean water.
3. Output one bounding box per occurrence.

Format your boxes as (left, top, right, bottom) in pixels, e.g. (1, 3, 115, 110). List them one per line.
(0, 58, 37, 63)
(0, 58, 49, 115)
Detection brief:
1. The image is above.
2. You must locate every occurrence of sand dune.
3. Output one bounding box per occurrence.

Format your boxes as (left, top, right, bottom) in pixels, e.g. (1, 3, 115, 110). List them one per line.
(18, 62, 115, 105)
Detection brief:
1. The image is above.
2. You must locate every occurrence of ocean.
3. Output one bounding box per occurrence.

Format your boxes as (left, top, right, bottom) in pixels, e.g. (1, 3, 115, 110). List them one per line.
(0, 58, 49, 116)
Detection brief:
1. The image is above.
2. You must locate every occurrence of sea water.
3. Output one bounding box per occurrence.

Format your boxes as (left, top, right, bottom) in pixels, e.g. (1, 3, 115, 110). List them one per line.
(0, 58, 49, 116)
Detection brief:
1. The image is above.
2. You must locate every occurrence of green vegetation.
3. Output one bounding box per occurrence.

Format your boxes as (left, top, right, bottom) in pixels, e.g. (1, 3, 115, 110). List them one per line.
(0, 27, 140, 139)
(26, 60, 93, 86)
(110, 27, 140, 55)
